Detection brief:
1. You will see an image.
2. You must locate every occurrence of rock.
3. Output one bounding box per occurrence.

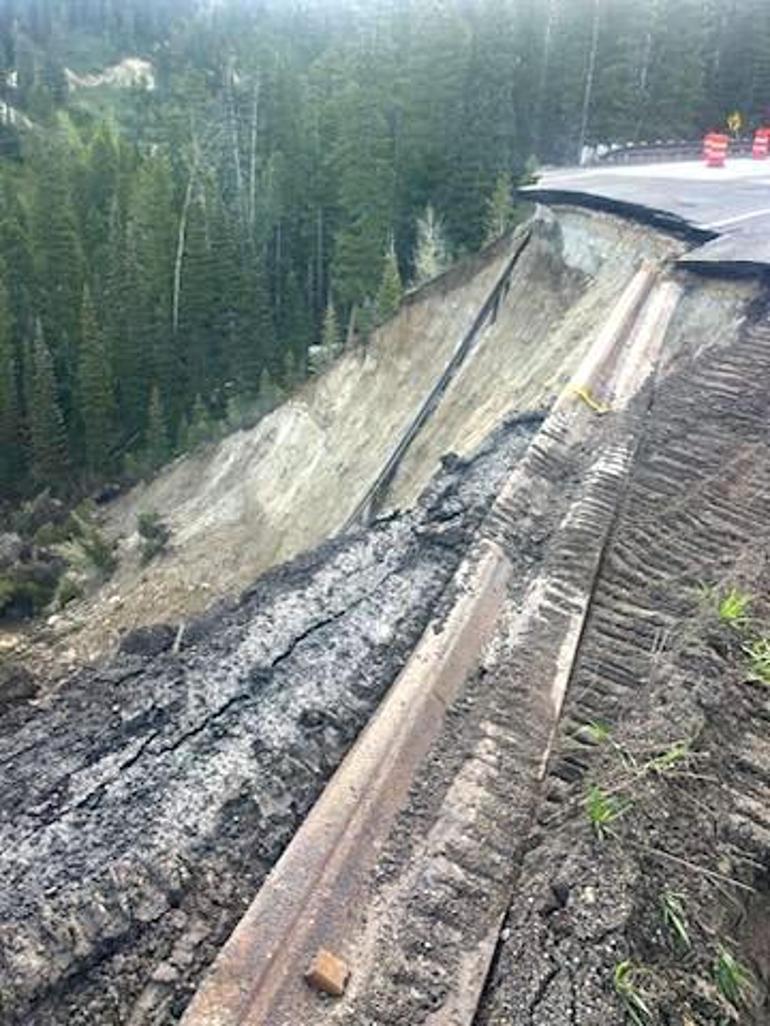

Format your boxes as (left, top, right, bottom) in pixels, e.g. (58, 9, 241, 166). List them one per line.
(305, 948, 350, 997)
(0, 533, 23, 571)
(118, 624, 177, 658)
(92, 483, 122, 506)
(0, 662, 38, 710)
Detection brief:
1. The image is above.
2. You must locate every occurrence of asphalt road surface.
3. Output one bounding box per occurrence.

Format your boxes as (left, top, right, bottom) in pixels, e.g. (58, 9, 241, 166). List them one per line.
(524, 158, 770, 270)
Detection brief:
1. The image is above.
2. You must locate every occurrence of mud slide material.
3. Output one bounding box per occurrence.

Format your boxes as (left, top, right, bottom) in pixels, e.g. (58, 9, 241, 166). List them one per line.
(180, 266, 677, 1026)
(344, 227, 532, 529)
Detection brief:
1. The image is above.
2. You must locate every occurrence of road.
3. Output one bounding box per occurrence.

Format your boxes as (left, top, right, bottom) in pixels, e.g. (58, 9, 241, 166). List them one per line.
(524, 157, 770, 270)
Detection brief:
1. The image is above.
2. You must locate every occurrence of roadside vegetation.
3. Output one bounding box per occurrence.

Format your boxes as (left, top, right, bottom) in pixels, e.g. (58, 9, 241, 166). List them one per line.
(0, 491, 117, 618)
(559, 580, 770, 1023)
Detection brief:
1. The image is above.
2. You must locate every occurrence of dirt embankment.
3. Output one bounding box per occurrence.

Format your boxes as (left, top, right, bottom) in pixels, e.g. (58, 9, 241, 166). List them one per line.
(13, 208, 682, 677)
(479, 295, 770, 1025)
(0, 417, 538, 1026)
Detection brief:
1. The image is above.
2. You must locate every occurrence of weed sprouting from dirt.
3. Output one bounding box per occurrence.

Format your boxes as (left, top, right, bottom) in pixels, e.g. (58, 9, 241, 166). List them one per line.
(709, 585, 753, 630)
(585, 785, 631, 840)
(613, 960, 652, 1025)
(586, 720, 612, 743)
(743, 637, 770, 686)
(713, 946, 753, 1008)
(660, 889, 690, 949)
(646, 740, 690, 775)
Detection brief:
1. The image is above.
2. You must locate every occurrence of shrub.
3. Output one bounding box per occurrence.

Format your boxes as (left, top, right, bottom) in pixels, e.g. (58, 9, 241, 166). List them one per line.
(138, 511, 171, 565)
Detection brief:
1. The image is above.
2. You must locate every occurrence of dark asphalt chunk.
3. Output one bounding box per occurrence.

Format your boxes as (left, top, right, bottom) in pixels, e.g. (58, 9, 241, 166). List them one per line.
(0, 415, 539, 1026)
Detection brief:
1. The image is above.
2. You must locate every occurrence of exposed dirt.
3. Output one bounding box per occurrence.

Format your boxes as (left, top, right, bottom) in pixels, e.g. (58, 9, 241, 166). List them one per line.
(3, 215, 769, 1026)
(0, 415, 539, 1026)
(7, 210, 685, 681)
(478, 298, 770, 1025)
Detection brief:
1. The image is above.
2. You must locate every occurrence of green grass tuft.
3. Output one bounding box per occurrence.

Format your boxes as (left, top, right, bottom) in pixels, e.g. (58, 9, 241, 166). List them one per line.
(744, 637, 770, 686)
(613, 961, 652, 1025)
(660, 889, 690, 949)
(586, 785, 631, 840)
(646, 740, 690, 774)
(713, 946, 752, 1008)
(716, 587, 752, 629)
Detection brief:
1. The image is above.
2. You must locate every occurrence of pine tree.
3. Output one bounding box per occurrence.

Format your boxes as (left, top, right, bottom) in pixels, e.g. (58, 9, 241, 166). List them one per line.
(483, 173, 516, 245)
(144, 385, 170, 472)
(0, 187, 34, 350)
(30, 141, 84, 399)
(27, 321, 69, 489)
(330, 79, 395, 311)
(376, 240, 403, 323)
(78, 286, 116, 477)
(321, 297, 340, 354)
(178, 191, 217, 403)
(112, 216, 149, 440)
(414, 205, 449, 285)
(185, 394, 214, 449)
(222, 246, 265, 399)
(130, 155, 176, 422)
(254, 256, 278, 383)
(279, 269, 313, 377)
(0, 273, 24, 493)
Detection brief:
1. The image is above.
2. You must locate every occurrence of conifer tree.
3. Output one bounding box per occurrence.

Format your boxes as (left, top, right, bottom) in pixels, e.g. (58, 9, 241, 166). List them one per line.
(0, 274, 24, 493)
(112, 217, 149, 439)
(186, 394, 214, 449)
(27, 321, 69, 489)
(330, 81, 395, 311)
(30, 142, 84, 389)
(78, 286, 116, 477)
(376, 240, 403, 323)
(253, 257, 279, 381)
(0, 188, 34, 349)
(179, 192, 217, 403)
(414, 205, 449, 285)
(130, 155, 176, 421)
(321, 297, 340, 354)
(483, 173, 516, 245)
(144, 386, 170, 472)
(279, 270, 313, 376)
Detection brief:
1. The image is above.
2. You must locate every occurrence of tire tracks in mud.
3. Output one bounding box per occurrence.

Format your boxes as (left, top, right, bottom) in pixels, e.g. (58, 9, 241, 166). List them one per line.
(478, 312, 770, 1025)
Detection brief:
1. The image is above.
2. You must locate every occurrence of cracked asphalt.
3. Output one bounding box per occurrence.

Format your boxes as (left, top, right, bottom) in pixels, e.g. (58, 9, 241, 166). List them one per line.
(0, 416, 539, 1026)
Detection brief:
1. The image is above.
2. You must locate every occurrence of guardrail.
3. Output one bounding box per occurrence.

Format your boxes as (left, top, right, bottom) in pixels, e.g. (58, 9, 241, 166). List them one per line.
(594, 138, 754, 165)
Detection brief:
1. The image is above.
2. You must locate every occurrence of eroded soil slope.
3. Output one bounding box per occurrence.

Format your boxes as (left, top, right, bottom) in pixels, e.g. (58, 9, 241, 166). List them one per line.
(21, 210, 683, 676)
(479, 299, 770, 1024)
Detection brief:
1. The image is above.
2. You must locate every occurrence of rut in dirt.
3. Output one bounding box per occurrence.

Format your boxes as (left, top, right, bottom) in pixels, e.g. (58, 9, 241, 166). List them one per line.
(478, 304, 770, 1025)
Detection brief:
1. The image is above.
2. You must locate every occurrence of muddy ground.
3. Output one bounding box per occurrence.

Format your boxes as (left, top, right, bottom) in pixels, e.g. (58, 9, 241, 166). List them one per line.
(477, 299, 770, 1024)
(0, 415, 540, 1026)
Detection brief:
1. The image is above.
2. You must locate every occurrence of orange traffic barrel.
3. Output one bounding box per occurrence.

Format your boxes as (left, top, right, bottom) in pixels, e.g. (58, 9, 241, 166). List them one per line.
(704, 132, 729, 167)
(752, 128, 770, 159)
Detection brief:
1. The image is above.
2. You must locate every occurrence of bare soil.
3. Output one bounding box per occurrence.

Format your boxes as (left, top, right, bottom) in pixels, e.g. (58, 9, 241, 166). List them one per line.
(478, 297, 770, 1025)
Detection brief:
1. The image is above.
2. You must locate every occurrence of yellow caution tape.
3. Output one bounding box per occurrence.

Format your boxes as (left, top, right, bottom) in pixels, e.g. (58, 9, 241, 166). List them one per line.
(571, 385, 611, 414)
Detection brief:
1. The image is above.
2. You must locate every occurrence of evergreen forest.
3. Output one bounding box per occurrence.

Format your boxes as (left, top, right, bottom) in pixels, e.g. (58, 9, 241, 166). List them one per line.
(1, 0, 769, 500)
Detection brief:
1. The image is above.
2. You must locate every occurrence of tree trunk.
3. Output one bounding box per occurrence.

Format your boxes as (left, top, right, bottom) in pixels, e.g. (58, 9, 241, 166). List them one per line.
(248, 79, 260, 233)
(533, 0, 558, 160)
(172, 165, 197, 337)
(578, 0, 601, 162)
